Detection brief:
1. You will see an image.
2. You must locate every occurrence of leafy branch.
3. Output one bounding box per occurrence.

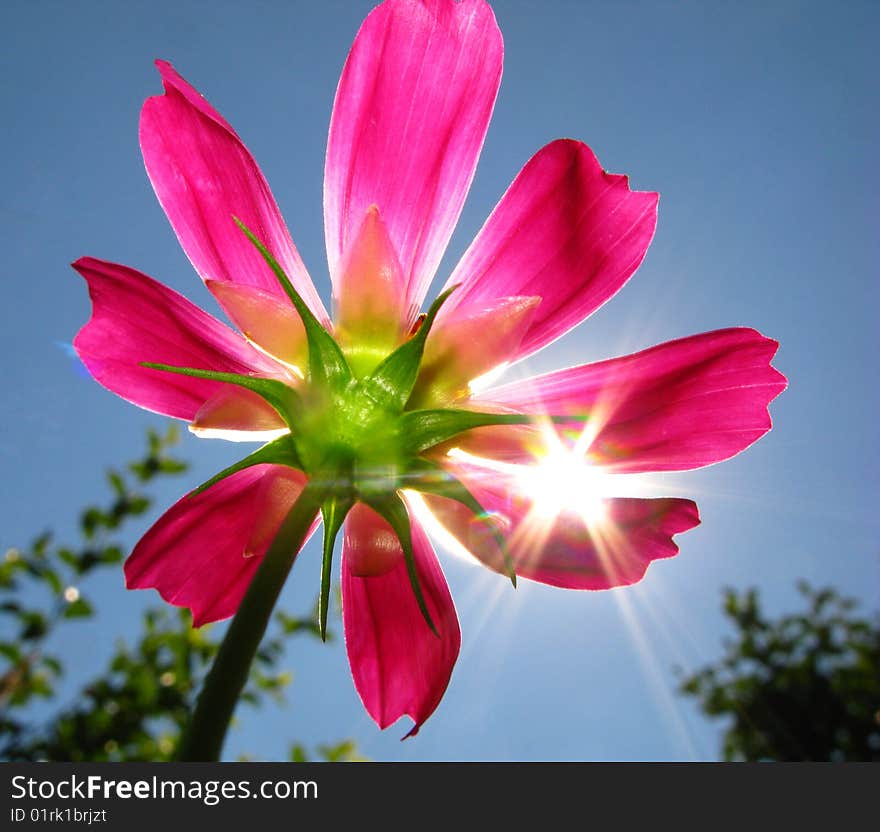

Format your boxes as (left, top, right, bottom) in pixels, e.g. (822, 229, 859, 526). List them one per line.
(0, 426, 362, 762)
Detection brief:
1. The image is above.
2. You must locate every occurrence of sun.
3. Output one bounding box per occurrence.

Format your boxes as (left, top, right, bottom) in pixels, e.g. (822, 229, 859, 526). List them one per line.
(446, 425, 619, 530)
(516, 445, 611, 524)
(445, 418, 658, 537)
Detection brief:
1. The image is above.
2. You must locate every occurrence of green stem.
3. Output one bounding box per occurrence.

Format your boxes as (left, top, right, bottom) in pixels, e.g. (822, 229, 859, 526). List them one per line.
(176, 484, 324, 761)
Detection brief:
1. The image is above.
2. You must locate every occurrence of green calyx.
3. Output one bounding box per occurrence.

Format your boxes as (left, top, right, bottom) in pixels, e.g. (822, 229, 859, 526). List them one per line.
(145, 221, 530, 635)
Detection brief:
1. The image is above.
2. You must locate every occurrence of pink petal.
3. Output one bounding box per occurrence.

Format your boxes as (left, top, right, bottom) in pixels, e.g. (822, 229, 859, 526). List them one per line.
(427, 468, 700, 589)
(411, 295, 541, 406)
(466, 328, 787, 473)
(342, 503, 460, 735)
(125, 465, 312, 627)
(333, 207, 409, 374)
(206, 280, 307, 371)
(140, 60, 328, 325)
(440, 139, 658, 361)
(190, 388, 288, 438)
(343, 503, 405, 578)
(72, 256, 290, 424)
(324, 0, 503, 317)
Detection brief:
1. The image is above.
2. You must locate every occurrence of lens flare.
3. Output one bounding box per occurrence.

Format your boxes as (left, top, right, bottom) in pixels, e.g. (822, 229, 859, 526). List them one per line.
(516, 444, 611, 524)
(447, 419, 654, 532)
(405, 489, 484, 566)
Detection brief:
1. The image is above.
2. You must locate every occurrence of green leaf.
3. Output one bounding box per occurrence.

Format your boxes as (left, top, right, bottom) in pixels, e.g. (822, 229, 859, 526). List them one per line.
(141, 364, 301, 428)
(75, 550, 101, 574)
(319, 497, 353, 642)
(190, 436, 304, 497)
(0, 642, 21, 662)
(235, 218, 352, 391)
(99, 546, 123, 565)
(317, 739, 364, 762)
(58, 548, 78, 569)
(42, 655, 63, 676)
(158, 458, 188, 474)
(107, 470, 126, 497)
(275, 610, 323, 639)
(400, 408, 536, 455)
(128, 457, 159, 482)
(62, 598, 93, 619)
(127, 496, 150, 516)
(361, 494, 438, 637)
(360, 286, 457, 412)
(80, 507, 107, 539)
(42, 568, 63, 596)
(290, 744, 309, 763)
(148, 427, 161, 454)
(20, 611, 48, 639)
(404, 458, 516, 587)
(33, 532, 52, 555)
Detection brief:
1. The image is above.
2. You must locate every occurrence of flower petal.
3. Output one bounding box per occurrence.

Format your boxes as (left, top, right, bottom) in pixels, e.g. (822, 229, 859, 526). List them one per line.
(324, 0, 503, 317)
(125, 465, 311, 627)
(72, 256, 290, 425)
(343, 503, 405, 578)
(465, 328, 787, 472)
(342, 502, 460, 735)
(206, 280, 307, 371)
(140, 60, 328, 324)
(426, 468, 700, 589)
(190, 388, 289, 441)
(333, 207, 409, 376)
(410, 295, 541, 406)
(440, 139, 658, 361)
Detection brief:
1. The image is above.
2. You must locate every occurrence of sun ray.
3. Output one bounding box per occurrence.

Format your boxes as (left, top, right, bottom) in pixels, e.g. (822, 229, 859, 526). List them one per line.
(404, 489, 484, 567)
(406, 490, 524, 654)
(611, 587, 704, 761)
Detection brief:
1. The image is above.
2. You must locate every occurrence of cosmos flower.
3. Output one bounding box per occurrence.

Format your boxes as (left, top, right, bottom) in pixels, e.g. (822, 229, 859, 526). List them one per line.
(73, 0, 785, 737)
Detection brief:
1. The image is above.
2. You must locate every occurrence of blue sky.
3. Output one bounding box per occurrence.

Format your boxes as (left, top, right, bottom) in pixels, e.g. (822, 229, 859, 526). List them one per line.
(2, 0, 877, 761)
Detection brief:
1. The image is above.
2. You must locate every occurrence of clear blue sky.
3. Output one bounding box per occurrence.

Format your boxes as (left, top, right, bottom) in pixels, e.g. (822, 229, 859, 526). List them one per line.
(2, 0, 877, 761)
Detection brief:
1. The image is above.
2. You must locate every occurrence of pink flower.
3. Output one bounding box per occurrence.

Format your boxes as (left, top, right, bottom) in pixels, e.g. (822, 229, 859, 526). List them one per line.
(73, 0, 785, 736)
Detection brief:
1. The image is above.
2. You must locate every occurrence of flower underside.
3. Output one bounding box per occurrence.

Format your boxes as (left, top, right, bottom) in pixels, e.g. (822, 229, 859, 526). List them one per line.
(146, 219, 530, 637)
(73, 7, 787, 742)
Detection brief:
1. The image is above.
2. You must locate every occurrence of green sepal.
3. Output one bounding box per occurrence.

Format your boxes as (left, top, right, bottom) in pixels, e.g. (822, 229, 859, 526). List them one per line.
(360, 285, 457, 412)
(404, 458, 517, 587)
(189, 436, 304, 497)
(235, 218, 352, 391)
(319, 496, 353, 642)
(361, 493, 439, 638)
(399, 408, 535, 455)
(141, 363, 302, 428)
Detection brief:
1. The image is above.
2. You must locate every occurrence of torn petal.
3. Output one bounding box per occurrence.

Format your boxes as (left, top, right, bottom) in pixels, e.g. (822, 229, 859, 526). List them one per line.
(467, 328, 787, 472)
(72, 256, 288, 421)
(427, 462, 700, 590)
(442, 139, 658, 363)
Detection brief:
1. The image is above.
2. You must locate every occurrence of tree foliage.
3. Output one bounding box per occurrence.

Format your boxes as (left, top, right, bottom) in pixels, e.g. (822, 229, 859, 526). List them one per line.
(0, 425, 361, 761)
(679, 582, 880, 761)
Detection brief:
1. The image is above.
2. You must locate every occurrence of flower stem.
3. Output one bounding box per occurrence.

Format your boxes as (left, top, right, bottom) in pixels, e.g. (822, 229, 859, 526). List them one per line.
(176, 484, 324, 761)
